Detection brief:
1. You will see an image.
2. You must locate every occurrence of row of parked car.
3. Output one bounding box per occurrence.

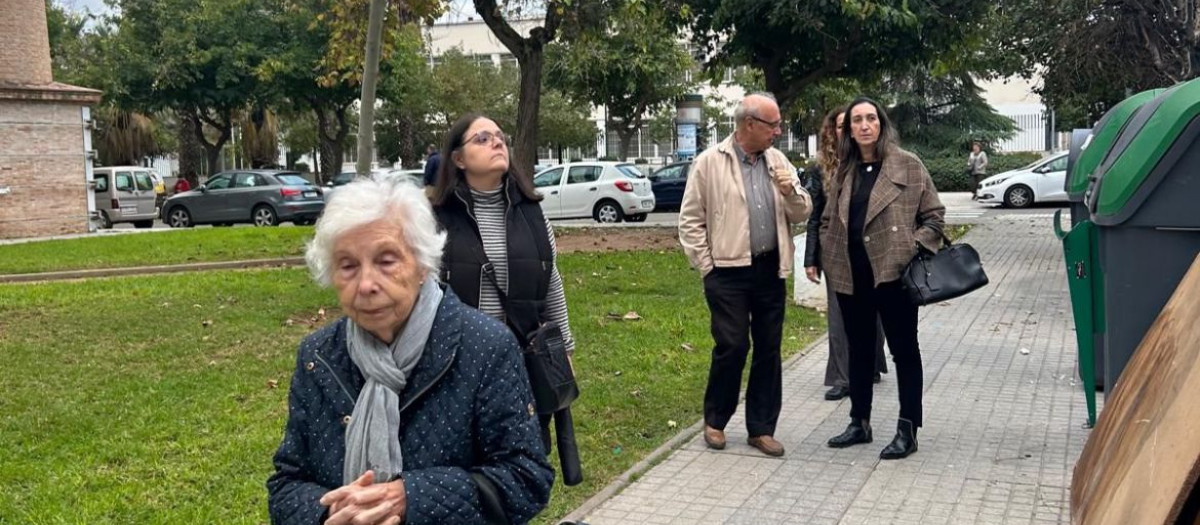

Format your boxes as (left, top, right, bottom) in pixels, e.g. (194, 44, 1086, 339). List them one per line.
(89, 160, 699, 230)
(91, 150, 1067, 232)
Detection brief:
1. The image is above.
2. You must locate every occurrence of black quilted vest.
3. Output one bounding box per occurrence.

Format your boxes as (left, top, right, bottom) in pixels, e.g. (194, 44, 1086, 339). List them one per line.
(434, 178, 553, 344)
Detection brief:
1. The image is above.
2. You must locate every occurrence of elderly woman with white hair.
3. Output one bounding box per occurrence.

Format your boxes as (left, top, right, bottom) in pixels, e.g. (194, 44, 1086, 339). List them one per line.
(266, 177, 554, 525)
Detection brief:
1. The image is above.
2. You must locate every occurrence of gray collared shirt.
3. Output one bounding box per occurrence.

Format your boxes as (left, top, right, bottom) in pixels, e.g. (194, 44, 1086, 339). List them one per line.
(732, 141, 778, 256)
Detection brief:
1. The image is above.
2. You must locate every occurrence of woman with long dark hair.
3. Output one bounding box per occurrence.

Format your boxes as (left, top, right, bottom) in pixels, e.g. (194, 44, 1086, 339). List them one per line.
(429, 114, 581, 487)
(820, 98, 945, 459)
(429, 114, 573, 357)
(803, 107, 887, 402)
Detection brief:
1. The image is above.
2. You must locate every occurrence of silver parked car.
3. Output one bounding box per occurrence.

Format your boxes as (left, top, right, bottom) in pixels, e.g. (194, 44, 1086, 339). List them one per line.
(92, 166, 159, 229)
(161, 170, 324, 228)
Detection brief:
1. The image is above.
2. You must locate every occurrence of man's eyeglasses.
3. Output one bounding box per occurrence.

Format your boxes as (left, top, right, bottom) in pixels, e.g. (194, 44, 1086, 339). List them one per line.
(464, 130, 508, 146)
(749, 115, 782, 130)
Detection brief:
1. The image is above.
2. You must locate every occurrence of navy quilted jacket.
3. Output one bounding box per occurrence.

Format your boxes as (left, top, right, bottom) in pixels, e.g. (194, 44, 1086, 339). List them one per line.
(266, 289, 554, 524)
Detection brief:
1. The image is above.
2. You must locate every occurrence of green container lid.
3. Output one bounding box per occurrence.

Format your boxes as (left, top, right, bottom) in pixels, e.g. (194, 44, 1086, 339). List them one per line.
(1091, 79, 1200, 220)
(1067, 88, 1166, 199)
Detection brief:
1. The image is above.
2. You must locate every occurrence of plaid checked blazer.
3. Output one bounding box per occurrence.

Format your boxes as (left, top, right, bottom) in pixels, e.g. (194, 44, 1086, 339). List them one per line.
(818, 148, 946, 296)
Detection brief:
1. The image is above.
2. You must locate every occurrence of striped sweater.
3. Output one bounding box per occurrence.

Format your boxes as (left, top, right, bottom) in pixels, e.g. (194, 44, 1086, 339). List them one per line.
(470, 187, 576, 354)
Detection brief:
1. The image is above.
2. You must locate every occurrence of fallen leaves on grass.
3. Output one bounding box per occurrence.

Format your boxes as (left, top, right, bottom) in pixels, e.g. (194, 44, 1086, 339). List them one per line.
(283, 307, 337, 329)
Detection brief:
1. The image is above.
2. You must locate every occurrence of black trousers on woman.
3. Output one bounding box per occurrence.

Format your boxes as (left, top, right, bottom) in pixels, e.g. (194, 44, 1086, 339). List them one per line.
(836, 278, 924, 427)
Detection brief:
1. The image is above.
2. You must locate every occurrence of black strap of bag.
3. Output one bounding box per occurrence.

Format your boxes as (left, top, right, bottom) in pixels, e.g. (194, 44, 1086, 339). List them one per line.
(476, 237, 585, 486)
(480, 261, 580, 414)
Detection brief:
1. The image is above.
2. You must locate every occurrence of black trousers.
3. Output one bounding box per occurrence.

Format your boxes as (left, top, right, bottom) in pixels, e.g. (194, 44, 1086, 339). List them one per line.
(836, 280, 924, 427)
(702, 251, 785, 437)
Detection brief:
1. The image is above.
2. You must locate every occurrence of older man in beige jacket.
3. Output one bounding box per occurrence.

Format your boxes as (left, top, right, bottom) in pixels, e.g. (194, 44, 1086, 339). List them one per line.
(678, 93, 812, 457)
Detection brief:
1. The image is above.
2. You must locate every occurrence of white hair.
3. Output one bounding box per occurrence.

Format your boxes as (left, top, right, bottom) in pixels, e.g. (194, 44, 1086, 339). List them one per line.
(305, 176, 446, 287)
(733, 91, 779, 125)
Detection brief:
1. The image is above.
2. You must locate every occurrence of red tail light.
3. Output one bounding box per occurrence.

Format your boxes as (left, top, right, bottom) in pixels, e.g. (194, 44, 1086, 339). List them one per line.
(111, 199, 120, 208)
(280, 187, 302, 199)
(614, 180, 634, 192)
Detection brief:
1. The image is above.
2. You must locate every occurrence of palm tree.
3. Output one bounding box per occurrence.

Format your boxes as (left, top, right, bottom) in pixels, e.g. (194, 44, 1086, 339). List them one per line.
(240, 107, 281, 169)
(95, 107, 161, 166)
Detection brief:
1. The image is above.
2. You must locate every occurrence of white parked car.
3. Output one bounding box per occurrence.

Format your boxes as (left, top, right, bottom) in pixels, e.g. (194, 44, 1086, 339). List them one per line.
(324, 169, 422, 198)
(975, 152, 1069, 208)
(532, 162, 656, 223)
(383, 168, 424, 185)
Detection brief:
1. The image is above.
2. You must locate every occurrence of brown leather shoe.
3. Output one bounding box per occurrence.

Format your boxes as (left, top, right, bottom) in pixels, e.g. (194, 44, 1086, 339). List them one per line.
(747, 435, 785, 457)
(703, 426, 726, 450)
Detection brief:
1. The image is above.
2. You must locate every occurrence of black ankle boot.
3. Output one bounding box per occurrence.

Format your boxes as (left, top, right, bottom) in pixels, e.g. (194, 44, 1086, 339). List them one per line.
(827, 418, 872, 448)
(880, 418, 918, 459)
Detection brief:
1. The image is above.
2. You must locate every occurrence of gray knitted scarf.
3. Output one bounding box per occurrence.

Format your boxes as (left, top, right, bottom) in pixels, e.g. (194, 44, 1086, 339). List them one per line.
(343, 277, 443, 484)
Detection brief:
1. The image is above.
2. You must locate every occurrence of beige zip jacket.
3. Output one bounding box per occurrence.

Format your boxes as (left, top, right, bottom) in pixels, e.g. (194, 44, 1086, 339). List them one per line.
(678, 134, 813, 278)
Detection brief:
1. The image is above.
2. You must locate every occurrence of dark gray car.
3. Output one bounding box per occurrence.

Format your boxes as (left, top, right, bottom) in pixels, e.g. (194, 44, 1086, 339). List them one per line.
(161, 170, 324, 228)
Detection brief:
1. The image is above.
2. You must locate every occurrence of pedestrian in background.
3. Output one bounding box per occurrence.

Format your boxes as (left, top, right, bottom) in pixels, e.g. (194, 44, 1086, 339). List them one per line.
(679, 92, 812, 458)
(821, 97, 945, 460)
(802, 106, 887, 402)
(968, 141, 988, 199)
(422, 144, 440, 188)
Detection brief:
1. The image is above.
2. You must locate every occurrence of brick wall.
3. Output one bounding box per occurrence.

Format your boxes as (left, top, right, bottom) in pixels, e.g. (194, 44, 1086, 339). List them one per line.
(0, 0, 53, 86)
(0, 99, 90, 240)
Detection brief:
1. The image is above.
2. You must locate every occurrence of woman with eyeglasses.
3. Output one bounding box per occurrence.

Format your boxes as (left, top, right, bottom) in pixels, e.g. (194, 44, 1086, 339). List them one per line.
(430, 113, 577, 448)
(821, 97, 945, 460)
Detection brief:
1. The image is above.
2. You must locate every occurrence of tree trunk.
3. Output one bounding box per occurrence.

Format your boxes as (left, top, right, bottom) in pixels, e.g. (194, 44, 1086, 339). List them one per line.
(202, 144, 222, 179)
(513, 50, 544, 176)
(397, 114, 417, 168)
(356, 0, 388, 176)
(285, 149, 301, 170)
(176, 109, 203, 185)
(617, 127, 636, 161)
(191, 108, 232, 178)
(314, 106, 350, 184)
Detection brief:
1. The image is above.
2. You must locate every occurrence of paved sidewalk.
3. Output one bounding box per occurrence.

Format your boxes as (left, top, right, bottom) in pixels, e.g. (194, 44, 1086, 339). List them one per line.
(578, 215, 1096, 524)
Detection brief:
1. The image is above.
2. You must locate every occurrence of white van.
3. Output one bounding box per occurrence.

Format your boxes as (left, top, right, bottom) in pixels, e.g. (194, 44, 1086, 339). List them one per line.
(92, 166, 159, 228)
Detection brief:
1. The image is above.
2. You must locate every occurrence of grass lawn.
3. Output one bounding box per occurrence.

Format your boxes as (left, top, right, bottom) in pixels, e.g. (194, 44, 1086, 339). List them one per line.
(0, 250, 825, 524)
(0, 227, 313, 275)
(0, 222, 976, 277)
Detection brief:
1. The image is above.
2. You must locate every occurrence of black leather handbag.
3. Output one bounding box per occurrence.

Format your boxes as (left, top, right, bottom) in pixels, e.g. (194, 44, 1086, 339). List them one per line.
(901, 232, 989, 306)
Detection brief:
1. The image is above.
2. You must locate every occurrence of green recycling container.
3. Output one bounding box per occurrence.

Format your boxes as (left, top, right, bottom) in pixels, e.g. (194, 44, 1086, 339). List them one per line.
(1053, 91, 1167, 405)
(1055, 91, 1164, 398)
(1066, 89, 1166, 227)
(1053, 212, 1100, 426)
(1086, 78, 1200, 391)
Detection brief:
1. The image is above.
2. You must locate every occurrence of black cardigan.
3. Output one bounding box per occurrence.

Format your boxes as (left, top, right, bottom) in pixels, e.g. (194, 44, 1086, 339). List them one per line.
(801, 165, 827, 268)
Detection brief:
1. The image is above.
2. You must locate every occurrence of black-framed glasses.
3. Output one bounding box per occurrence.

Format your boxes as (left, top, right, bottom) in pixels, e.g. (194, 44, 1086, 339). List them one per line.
(749, 115, 782, 130)
(464, 130, 508, 147)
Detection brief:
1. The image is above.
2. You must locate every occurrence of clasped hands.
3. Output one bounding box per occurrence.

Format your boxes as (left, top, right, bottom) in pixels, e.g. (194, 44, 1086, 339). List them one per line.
(320, 470, 407, 525)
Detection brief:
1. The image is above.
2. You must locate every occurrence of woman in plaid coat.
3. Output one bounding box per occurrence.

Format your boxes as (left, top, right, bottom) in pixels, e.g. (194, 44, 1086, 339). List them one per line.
(820, 97, 945, 460)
